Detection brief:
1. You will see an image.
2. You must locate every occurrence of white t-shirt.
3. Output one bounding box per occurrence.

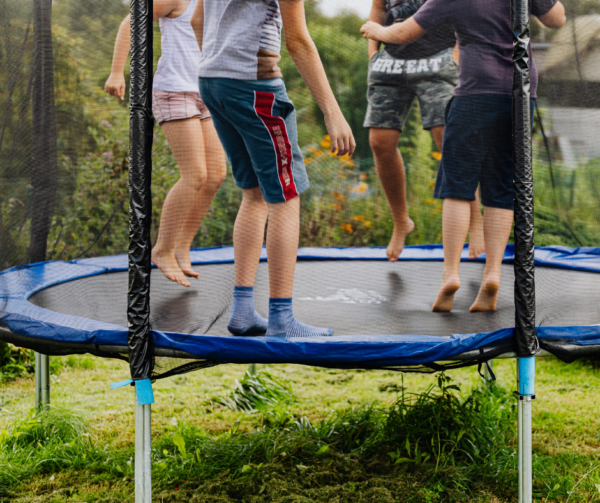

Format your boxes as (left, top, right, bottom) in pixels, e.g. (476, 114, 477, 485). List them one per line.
(198, 0, 283, 81)
(153, 0, 202, 93)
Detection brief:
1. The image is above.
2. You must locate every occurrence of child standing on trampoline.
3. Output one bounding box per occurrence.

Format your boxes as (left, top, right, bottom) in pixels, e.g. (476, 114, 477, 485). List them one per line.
(365, 0, 485, 262)
(193, 0, 355, 337)
(361, 0, 566, 312)
(105, 0, 226, 288)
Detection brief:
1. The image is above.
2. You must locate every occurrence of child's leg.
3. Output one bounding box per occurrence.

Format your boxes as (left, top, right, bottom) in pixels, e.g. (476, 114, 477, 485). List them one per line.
(227, 187, 269, 335)
(468, 191, 485, 259)
(370, 128, 415, 262)
(431, 125, 484, 260)
(152, 118, 208, 287)
(234, 187, 269, 286)
(469, 206, 513, 312)
(174, 119, 227, 277)
(432, 198, 471, 312)
(265, 197, 299, 298)
(265, 197, 332, 337)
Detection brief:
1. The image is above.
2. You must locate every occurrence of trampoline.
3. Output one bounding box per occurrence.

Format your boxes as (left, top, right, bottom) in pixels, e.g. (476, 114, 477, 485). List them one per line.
(2, 245, 600, 375)
(1, 0, 598, 502)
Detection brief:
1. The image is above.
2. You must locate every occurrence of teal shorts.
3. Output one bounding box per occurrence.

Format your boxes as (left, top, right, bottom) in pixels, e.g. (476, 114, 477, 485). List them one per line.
(199, 77, 309, 203)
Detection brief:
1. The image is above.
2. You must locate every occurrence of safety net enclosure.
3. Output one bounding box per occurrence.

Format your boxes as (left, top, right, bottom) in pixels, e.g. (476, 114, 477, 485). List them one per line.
(2, 0, 600, 501)
(1, 0, 600, 381)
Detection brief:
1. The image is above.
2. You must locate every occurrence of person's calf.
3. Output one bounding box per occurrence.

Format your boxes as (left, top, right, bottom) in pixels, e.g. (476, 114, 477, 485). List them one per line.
(266, 197, 300, 299)
(233, 187, 268, 288)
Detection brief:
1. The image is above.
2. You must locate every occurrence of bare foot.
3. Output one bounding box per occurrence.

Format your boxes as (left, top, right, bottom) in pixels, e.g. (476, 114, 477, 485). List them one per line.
(469, 276, 500, 312)
(468, 228, 485, 259)
(432, 276, 461, 312)
(152, 248, 191, 287)
(386, 218, 415, 262)
(175, 247, 200, 279)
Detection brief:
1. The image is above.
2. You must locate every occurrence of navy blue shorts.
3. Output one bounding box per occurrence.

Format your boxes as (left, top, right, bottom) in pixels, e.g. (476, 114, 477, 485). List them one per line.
(199, 77, 309, 204)
(433, 94, 535, 210)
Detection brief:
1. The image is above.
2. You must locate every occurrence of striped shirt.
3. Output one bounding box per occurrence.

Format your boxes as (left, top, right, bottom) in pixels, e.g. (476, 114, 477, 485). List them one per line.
(198, 0, 283, 81)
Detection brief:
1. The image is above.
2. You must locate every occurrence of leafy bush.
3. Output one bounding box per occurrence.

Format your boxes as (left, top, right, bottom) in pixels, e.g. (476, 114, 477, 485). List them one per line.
(218, 369, 296, 412)
(0, 343, 33, 382)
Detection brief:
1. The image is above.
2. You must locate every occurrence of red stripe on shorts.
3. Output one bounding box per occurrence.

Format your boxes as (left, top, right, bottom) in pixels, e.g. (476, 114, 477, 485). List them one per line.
(253, 91, 298, 200)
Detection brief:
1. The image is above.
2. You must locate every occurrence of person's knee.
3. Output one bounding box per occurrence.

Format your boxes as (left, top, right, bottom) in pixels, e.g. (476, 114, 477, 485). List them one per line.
(370, 129, 400, 157)
(182, 168, 208, 192)
(205, 164, 227, 193)
(267, 194, 300, 218)
(243, 187, 267, 207)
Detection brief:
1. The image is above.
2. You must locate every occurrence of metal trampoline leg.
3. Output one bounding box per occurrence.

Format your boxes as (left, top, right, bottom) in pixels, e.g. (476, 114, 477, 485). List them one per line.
(135, 399, 152, 503)
(521, 397, 533, 502)
(518, 396, 523, 503)
(484, 359, 494, 382)
(248, 364, 257, 376)
(35, 353, 50, 411)
(517, 357, 535, 503)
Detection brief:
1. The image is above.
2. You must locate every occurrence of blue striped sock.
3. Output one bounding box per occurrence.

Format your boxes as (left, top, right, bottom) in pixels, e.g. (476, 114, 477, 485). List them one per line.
(266, 298, 334, 338)
(227, 287, 268, 336)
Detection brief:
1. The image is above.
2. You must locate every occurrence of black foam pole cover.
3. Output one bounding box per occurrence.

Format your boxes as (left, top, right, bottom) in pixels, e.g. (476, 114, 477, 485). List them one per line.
(512, 0, 538, 357)
(128, 0, 155, 381)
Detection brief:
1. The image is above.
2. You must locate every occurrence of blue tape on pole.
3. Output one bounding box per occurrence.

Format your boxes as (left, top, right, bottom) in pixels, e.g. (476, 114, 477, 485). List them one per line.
(111, 378, 133, 389)
(135, 378, 155, 405)
(518, 357, 535, 395)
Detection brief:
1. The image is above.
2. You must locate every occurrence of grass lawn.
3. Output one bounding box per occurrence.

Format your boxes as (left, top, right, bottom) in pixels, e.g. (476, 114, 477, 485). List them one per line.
(0, 355, 599, 502)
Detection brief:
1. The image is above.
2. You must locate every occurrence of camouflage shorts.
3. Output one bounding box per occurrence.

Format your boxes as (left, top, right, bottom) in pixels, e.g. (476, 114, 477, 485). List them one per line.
(364, 48, 458, 131)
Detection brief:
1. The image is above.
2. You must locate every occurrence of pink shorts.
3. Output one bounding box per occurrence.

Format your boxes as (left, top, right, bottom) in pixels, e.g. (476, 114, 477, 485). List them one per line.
(151, 89, 212, 125)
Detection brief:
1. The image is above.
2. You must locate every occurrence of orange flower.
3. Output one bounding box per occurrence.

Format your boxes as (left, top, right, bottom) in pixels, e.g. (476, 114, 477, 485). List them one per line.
(352, 215, 365, 222)
(304, 158, 312, 165)
(360, 172, 368, 181)
(332, 192, 343, 201)
(321, 140, 331, 149)
(333, 204, 342, 210)
(351, 182, 370, 196)
(365, 221, 372, 227)
(314, 150, 323, 157)
(431, 152, 442, 161)
(341, 223, 354, 233)
(425, 198, 436, 205)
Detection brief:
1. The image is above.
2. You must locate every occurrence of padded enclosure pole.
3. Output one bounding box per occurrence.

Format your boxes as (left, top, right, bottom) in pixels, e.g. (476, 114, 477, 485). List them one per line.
(512, 0, 536, 358)
(128, 0, 154, 383)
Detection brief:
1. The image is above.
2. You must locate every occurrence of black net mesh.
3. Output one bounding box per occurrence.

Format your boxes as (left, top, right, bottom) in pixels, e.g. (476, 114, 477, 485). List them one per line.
(1, 0, 599, 380)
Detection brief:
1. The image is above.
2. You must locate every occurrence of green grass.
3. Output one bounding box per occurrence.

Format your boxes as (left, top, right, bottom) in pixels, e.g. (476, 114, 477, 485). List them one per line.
(0, 357, 599, 502)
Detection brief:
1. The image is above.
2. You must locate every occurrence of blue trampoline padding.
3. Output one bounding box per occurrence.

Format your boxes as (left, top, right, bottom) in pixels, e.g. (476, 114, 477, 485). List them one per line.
(1, 245, 600, 367)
